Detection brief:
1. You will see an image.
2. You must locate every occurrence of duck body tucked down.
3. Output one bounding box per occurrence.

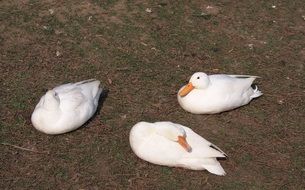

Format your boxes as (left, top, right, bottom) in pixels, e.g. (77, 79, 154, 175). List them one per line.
(178, 72, 263, 114)
(130, 121, 227, 176)
(31, 79, 103, 135)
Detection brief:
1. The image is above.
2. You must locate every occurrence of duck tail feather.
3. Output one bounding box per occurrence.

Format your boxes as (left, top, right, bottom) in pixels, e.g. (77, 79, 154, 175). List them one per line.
(251, 85, 263, 99)
(203, 162, 226, 176)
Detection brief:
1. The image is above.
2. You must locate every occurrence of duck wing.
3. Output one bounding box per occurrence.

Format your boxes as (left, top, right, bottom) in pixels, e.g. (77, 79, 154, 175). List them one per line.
(57, 88, 86, 111)
(54, 79, 101, 96)
(54, 79, 102, 111)
(209, 74, 258, 95)
(74, 79, 102, 98)
(227, 74, 261, 79)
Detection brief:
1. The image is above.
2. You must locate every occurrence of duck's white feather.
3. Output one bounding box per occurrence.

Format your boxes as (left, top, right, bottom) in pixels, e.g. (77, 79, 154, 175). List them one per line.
(31, 79, 102, 135)
(227, 74, 261, 78)
(178, 73, 262, 114)
(129, 121, 227, 176)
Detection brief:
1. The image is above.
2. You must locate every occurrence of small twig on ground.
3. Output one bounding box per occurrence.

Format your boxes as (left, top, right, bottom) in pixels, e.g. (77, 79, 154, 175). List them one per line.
(1, 142, 49, 154)
(116, 67, 130, 71)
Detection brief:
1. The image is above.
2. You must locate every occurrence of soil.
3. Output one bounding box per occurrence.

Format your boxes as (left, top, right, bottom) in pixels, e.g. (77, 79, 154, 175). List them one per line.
(1, 0, 304, 189)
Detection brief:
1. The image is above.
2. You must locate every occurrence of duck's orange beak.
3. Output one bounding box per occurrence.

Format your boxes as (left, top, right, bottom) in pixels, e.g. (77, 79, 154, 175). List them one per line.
(179, 83, 194, 97)
(178, 136, 192, 152)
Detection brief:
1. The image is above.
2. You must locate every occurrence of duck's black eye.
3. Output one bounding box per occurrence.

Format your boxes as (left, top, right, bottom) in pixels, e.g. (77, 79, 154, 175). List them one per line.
(197, 76, 200, 79)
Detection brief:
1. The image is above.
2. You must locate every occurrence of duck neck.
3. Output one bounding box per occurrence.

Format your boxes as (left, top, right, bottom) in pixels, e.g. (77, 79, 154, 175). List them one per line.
(44, 97, 59, 110)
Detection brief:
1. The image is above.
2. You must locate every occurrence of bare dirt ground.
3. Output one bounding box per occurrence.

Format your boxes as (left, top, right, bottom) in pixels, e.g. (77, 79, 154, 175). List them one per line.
(1, 0, 305, 189)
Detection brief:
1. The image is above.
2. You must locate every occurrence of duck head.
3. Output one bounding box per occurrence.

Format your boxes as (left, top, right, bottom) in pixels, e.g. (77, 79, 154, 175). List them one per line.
(155, 123, 192, 152)
(43, 90, 60, 109)
(179, 72, 210, 97)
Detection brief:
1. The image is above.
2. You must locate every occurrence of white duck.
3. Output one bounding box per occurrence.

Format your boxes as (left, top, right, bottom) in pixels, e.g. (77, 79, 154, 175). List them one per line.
(177, 72, 262, 114)
(31, 79, 103, 135)
(129, 121, 227, 176)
